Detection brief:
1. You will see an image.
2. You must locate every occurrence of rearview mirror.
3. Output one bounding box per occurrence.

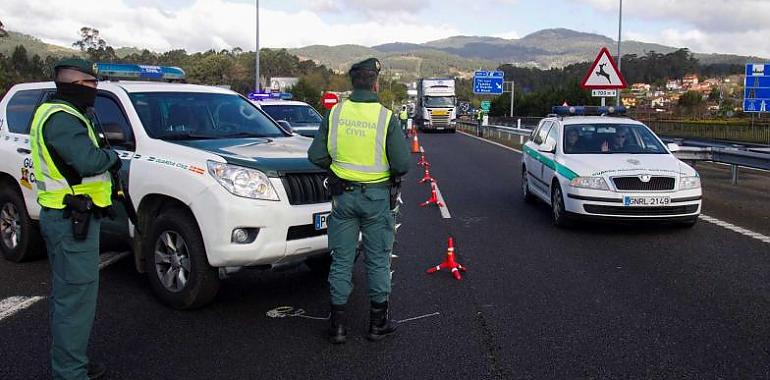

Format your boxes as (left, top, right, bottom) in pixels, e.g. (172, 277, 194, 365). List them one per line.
(277, 120, 293, 134)
(667, 143, 680, 153)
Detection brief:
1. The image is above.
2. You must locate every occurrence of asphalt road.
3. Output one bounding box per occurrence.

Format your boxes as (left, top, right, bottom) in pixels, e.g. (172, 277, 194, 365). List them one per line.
(2, 132, 770, 379)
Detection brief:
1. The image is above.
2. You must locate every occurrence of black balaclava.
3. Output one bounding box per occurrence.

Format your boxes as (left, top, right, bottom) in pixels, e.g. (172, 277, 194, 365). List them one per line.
(53, 81, 97, 112)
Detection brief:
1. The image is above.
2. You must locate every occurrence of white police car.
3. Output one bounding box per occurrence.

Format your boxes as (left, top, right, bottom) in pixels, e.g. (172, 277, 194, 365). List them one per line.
(0, 64, 332, 309)
(521, 106, 701, 227)
(250, 94, 323, 138)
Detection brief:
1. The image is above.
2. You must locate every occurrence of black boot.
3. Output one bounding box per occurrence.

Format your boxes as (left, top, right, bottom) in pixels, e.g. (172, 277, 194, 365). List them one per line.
(87, 362, 106, 379)
(327, 304, 347, 344)
(367, 301, 398, 341)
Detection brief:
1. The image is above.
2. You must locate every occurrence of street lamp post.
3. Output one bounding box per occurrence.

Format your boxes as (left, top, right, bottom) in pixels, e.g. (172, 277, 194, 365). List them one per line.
(509, 80, 515, 118)
(255, 0, 261, 91)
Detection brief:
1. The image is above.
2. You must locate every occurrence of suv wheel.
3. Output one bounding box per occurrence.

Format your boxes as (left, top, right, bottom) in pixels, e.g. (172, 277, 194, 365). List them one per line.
(551, 183, 571, 228)
(0, 186, 44, 262)
(144, 208, 220, 309)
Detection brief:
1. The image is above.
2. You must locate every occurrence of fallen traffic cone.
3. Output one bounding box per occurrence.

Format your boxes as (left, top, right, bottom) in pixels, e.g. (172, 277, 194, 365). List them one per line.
(411, 135, 420, 154)
(420, 183, 444, 207)
(417, 154, 430, 168)
(419, 168, 435, 184)
(426, 237, 466, 280)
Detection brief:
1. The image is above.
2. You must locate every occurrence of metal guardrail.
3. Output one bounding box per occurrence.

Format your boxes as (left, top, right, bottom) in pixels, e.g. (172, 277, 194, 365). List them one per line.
(456, 120, 770, 183)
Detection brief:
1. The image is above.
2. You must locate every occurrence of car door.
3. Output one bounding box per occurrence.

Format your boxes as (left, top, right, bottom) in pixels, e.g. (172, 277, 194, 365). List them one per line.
(528, 121, 553, 198)
(523, 121, 544, 194)
(0, 88, 48, 219)
(539, 121, 560, 192)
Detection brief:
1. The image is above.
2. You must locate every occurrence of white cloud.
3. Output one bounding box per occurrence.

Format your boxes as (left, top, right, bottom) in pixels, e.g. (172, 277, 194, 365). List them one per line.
(0, 0, 460, 52)
(494, 30, 520, 40)
(627, 28, 770, 59)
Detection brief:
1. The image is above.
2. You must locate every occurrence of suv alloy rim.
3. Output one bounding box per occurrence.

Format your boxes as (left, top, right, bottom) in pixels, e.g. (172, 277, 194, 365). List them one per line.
(0, 203, 21, 250)
(154, 231, 192, 292)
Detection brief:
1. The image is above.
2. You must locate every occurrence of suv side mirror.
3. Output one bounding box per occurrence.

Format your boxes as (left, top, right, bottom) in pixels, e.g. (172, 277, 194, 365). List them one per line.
(667, 143, 680, 153)
(101, 122, 131, 148)
(277, 120, 293, 134)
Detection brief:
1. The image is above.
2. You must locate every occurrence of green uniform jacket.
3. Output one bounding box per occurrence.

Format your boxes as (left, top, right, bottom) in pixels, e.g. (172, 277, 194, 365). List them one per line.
(308, 90, 410, 178)
(42, 100, 118, 186)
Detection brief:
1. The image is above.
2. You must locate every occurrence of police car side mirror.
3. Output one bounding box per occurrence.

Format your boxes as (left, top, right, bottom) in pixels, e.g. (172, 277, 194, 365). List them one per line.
(539, 141, 556, 153)
(667, 143, 681, 153)
(276, 120, 293, 134)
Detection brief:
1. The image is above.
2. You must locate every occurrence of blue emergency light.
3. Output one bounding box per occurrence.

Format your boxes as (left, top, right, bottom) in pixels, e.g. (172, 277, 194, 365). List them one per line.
(552, 105, 626, 116)
(94, 63, 186, 81)
(248, 91, 294, 101)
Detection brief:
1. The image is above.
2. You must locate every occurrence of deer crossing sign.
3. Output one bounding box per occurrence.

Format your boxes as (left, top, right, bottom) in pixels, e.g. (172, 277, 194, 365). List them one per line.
(580, 47, 627, 90)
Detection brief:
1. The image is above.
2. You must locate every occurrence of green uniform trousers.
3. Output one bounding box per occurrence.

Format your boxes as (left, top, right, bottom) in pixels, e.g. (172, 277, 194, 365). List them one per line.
(328, 185, 395, 306)
(40, 208, 101, 380)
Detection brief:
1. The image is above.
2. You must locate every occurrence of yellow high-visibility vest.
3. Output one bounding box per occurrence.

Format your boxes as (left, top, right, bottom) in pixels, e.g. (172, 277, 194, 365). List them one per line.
(29, 102, 113, 209)
(327, 101, 391, 184)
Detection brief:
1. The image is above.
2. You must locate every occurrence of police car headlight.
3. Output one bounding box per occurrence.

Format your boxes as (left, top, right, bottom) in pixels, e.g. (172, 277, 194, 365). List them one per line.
(207, 161, 279, 201)
(569, 176, 610, 191)
(679, 176, 701, 190)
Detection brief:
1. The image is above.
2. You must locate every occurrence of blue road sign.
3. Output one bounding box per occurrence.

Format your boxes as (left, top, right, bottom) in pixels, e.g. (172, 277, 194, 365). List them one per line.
(744, 63, 769, 113)
(473, 70, 505, 95)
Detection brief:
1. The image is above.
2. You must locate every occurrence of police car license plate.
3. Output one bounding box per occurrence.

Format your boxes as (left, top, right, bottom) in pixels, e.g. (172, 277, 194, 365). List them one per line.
(314, 212, 331, 230)
(623, 196, 671, 207)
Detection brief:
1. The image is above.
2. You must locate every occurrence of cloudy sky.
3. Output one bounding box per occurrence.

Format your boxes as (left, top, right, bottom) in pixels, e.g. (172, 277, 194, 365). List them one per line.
(1, 0, 768, 57)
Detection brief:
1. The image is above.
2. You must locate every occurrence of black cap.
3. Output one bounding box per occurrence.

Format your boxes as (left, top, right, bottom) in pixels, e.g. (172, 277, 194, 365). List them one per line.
(349, 58, 381, 76)
(53, 58, 96, 77)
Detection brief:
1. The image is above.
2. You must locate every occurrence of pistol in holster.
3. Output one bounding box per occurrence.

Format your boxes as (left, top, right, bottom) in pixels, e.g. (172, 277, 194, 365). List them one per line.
(325, 173, 348, 197)
(62, 194, 96, 241)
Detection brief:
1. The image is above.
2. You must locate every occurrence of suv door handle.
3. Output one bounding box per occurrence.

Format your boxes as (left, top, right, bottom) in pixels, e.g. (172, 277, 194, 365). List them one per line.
(17, 148, 31, 154)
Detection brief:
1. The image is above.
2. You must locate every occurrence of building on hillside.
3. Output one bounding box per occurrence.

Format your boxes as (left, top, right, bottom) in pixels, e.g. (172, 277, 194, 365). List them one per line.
(666, 80, 682, 91)
(682, 74, 699, 89)
(621, 96, 638, 108)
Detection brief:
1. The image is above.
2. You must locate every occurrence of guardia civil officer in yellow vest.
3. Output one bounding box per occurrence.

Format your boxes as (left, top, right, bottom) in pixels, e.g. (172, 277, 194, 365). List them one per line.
(30, 58, 120, 380)
(308, 58, 410, 344)
(398, 105, 409, 134)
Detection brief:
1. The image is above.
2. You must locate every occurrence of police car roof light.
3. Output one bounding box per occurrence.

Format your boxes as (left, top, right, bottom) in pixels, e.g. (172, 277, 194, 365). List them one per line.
(94, 63, 186, 82)
(248, 91, 293, 101)
(552, 105, 626, 117)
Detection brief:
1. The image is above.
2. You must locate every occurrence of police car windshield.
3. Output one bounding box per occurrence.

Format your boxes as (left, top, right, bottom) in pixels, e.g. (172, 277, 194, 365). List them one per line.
(424, 96, 455, 108)
(563, 124, 667, 154)
(260, 104, 322, 125)
(129, 92, 287, 140)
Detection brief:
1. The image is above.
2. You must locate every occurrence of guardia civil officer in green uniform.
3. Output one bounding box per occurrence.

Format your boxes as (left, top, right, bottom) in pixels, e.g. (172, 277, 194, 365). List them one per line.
(308, 58, 410, 344)
(30, 58, 120, 380)
(398, 105, 409, 134)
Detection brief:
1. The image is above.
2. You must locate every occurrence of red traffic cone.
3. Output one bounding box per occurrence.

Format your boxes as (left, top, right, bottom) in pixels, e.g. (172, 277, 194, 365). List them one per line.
(411, 135, 420, 154)
(419, 168, 435, 184)
(426, 237, 466, 280)
(417, 154, 431, 168)
(420, 183, 444, 207)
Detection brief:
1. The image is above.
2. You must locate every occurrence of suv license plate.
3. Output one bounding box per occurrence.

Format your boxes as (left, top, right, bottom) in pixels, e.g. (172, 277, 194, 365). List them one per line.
(314, 212, 331, 230)
(623, 196, 671, 207)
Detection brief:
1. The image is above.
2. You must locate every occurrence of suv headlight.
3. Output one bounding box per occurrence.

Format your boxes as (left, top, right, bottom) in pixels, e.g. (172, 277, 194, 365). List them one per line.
(679, 176, 701, 190)
(569, 176, 610, 190)
(207, 161, 279, 201)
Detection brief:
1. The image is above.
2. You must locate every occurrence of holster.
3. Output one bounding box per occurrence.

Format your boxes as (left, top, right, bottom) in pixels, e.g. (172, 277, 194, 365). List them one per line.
(325, 173, 348, 197)
(62, 194, 95, 241)
(389, 176, 402, 210)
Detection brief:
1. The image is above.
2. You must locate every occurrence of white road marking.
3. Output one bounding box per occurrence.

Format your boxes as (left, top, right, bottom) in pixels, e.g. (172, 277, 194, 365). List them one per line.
(0, 251, 131, 322)
(699, 215, 770, 244)
(0, 296, 45, 321)
(433, 183, 452, 219)
(457, 130, 523, 153)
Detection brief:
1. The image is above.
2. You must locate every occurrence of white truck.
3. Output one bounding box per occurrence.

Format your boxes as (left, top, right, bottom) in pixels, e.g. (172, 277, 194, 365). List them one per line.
(416, 78, 457, 132)
(0, 64, 332, 309)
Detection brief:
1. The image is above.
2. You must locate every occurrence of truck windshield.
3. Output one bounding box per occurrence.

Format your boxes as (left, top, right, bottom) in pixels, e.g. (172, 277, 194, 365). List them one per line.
(424, 96, 455, 108)
(129, 92, 287, 140)
(563, 124, 667, 154)
(260, 104, 322, 124)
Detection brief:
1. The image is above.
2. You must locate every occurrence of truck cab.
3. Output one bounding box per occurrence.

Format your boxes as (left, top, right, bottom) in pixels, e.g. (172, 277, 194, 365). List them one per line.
(417, 78, 457, 132)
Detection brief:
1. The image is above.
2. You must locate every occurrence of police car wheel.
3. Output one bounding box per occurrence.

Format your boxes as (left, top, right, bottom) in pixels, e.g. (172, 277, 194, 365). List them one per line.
(0, 186, 44, 262)
(144, 208, 220, 310)
(551, 183, 571, 228)
(521, 169, 534, 203)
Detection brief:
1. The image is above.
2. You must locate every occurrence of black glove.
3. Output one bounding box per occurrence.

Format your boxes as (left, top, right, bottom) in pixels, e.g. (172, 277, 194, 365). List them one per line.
(108, 150, 122, 174)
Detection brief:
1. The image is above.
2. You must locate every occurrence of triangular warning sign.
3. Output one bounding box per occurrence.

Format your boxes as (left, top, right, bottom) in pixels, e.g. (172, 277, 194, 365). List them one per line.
(580, 47, 627, 90)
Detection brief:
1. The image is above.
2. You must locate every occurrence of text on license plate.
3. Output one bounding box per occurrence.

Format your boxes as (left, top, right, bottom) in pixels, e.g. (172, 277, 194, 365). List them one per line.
(623, 196, 670, 206)
(314, 212, 331, 230)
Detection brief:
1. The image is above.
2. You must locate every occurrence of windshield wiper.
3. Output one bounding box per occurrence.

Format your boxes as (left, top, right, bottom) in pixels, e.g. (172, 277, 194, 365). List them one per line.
(219, 132, 274, 139)
(159, 132, 218, 140)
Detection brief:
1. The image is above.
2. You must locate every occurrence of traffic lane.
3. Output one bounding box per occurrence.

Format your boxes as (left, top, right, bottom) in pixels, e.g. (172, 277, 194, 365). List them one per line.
(0, 256, 50, 300)
(418, 132, 770, 377)
(0, 164, 497, 380)
(697, 162, 770, 236)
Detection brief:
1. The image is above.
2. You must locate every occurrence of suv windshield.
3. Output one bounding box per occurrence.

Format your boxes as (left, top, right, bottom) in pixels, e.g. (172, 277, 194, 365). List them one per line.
(129, 92, 286, 140)
(424, 96, 455, 108)
(260, 104, 322, 125)
(563, 123, 667, 154)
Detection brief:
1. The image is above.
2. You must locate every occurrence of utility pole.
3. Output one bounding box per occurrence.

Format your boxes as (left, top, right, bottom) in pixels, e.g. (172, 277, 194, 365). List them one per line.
(255, 0, 261, 91)
(616, 0, 623, 107)
(508, 80, 515, 118)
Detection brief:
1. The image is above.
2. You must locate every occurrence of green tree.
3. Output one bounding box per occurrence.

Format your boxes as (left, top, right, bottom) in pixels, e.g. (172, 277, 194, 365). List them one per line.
(291, 78, 323, 111)
(73, 27, 117, 62)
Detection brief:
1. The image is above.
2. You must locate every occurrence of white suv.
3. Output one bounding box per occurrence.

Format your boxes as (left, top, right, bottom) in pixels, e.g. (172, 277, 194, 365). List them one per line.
(0, 65, 332, 309)
(521, 107, 702, 227)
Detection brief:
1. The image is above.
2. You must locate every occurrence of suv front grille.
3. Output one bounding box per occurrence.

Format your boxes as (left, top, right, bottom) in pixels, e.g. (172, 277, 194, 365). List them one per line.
(281, 173, 331, 205)
(612, 176, 675, 191)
